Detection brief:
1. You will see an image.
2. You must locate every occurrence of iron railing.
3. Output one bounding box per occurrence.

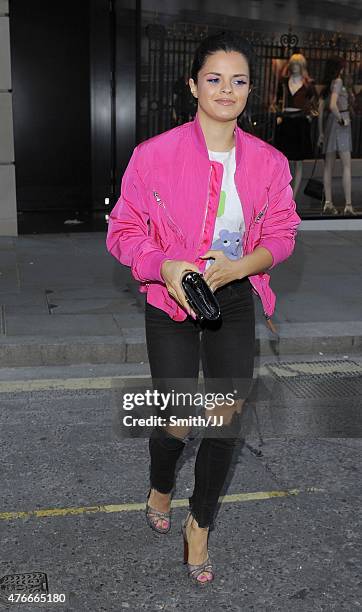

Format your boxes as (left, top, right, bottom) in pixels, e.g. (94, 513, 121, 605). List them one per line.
(140, 23, 362, 156)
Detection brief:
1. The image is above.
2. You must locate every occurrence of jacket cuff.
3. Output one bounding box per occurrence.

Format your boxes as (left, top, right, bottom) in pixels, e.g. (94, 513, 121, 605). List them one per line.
(136, 250, 171, 283)
(258, 238, 291, 269)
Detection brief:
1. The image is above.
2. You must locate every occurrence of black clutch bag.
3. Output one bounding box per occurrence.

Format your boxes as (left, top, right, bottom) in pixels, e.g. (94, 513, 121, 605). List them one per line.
(181, 271, 221, 321)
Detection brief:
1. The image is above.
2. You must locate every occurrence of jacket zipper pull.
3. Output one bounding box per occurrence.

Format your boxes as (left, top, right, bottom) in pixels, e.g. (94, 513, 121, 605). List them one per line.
(265, 314, 279, 336)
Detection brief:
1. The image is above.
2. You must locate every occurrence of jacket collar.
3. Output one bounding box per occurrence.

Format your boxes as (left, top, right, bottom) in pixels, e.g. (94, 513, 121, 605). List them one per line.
(190, 111, 243, 168)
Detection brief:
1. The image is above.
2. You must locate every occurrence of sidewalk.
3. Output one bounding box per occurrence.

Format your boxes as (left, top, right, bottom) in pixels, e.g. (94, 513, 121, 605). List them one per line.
(0, 230, 361, 367)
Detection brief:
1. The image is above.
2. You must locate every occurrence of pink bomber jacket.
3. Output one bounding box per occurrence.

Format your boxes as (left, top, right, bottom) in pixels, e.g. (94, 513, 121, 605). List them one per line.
(106, 113, 301, 322)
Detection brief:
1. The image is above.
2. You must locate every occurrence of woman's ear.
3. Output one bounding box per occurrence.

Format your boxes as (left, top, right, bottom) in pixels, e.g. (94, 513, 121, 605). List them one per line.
(189, 77, 198, 98)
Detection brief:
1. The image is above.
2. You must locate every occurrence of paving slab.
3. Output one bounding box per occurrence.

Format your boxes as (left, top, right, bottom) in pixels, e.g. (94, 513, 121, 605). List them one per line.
(4, 304, 50, 316)
(0, 291, 48, 306)
(49, 287, 134, 300)
(112, 313, 147, 328)
(0, 336, 127, 366)
(0, 237, 14, 249)
(0, 361, 151, 381)
(0, 265, 20, 292)
(5, 314, 121, 336)
(120, 327, 147, 363)
(46, 297, 138, 315)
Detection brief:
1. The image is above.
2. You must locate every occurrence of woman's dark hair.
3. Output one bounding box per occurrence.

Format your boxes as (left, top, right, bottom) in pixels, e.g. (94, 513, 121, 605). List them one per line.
(320, 56, 346, 99)
(190, 31, 254, 85)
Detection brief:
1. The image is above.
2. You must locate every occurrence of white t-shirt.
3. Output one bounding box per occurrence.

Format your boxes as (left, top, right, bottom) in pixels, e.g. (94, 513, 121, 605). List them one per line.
(206, 146, 245, 269)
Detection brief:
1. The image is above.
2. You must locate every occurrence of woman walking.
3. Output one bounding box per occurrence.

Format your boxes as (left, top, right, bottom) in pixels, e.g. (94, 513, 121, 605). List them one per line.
(106, 32, 301, 586)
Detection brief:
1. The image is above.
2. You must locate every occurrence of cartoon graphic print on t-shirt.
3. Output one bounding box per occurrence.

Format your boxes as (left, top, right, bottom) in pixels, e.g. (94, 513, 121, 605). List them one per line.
(205, 146, 245, 270)
(217, 191, 226, 217)
(212, 229, 242, 259)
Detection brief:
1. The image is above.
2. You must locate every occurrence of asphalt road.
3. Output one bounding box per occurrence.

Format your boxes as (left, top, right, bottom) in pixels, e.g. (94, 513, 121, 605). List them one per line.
(0, 354, 361, 611)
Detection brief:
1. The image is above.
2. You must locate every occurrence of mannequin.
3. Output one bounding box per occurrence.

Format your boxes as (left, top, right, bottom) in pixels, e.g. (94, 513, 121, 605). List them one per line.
(274, 54, 318, 199)
(318, 57, 356, 216)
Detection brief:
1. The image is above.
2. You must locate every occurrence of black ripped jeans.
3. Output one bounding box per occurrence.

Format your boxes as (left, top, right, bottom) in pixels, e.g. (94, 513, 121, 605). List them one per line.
(145, 277, 255, 528)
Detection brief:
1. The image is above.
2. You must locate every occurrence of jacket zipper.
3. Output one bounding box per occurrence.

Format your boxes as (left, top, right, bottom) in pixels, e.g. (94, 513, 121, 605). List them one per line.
(240, 199, 276, 330)
(196, 165, 212, 256)
(153, 191, 185, 241)
(248, 276, 273, 331)
(254, 201, 269, 223)
(242, 199, 269, 253)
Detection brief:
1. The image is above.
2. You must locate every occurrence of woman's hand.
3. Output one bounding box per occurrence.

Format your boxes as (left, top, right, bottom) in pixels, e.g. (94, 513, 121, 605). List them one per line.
(317, 133, 324, 148)
(160, 259, 200, 317)
(200, 250, 241, 292)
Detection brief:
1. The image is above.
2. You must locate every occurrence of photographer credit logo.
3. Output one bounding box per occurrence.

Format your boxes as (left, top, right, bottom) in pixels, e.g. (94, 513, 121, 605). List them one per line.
(123, 388, 235, 411)
(121, 388, 237, 429)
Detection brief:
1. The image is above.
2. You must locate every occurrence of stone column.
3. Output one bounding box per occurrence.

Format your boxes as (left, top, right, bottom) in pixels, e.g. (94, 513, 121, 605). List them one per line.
(0, 0, 17, 236)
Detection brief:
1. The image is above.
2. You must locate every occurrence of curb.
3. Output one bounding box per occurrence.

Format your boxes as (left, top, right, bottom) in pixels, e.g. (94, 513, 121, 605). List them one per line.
(0, 326, 361, 366)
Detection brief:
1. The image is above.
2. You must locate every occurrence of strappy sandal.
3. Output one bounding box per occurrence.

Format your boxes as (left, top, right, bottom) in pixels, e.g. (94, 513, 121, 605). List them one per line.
(181, 511, 214, 586)
(145, 488, 171, 534)
(343, 203, 358, 216)
(323, 201, 339, 216)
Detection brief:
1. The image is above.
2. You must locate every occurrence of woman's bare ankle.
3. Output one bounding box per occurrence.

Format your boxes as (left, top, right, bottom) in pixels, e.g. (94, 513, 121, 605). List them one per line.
(187, 514, 209, 533)
(152, 488, 170, 497)
(149, 488, 171, 509)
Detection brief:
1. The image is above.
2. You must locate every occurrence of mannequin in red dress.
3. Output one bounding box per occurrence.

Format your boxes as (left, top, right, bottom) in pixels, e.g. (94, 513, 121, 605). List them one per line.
(274, 54, 318, 199)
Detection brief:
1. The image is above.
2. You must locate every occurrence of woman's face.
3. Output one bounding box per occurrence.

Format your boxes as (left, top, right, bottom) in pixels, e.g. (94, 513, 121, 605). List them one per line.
(189, 50, 251, 122)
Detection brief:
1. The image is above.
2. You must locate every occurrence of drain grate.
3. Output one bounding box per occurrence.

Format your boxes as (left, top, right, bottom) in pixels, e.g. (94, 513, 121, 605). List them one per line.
(0, 572, 48, 606)
(265, 360, 362, 399)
